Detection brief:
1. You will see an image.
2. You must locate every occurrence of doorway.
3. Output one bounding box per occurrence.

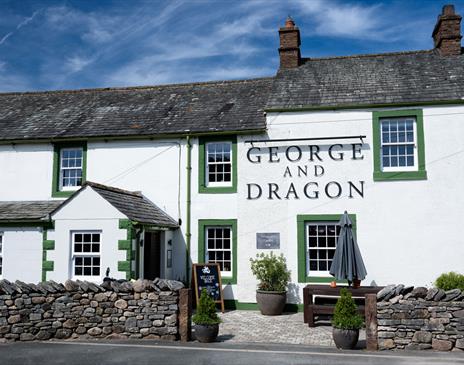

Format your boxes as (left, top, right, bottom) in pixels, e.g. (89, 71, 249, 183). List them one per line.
(143, 231, 161, 280)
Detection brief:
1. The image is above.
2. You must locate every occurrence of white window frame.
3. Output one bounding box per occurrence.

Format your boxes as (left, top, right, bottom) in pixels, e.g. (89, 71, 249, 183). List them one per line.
(205, 141, 233, 188)
(205, 226, 233, 276)
(0, 232, 3, 279)
(71, 231, 101, 280)
(59, 147, 84, 191)
(305, 221, 340, 277)
(380, 117, 418, 172)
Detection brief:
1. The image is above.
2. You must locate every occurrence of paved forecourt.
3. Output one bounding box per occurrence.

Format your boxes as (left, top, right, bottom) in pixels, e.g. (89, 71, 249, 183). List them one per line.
(217, 310, 365, 346)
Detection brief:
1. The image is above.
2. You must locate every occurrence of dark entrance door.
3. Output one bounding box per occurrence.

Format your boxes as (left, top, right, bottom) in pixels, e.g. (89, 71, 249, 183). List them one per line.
(144, 231, 161, 279)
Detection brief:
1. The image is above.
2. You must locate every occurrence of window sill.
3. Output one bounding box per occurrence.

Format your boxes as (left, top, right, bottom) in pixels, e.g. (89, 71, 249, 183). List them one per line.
(373, 170, 427, 181)
(51, 190, 77, 198)
(304, 276, 348, 284)
(199, 185, 237, 194)
(221, 276, 236, 285)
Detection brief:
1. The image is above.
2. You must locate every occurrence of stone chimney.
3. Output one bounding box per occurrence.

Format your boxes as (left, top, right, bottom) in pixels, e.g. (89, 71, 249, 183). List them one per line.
(279, 16, 301, 69)
(432, 4, 462, 56)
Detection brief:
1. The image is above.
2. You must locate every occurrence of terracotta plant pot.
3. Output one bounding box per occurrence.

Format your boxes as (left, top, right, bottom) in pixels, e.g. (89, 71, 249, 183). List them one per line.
(330, 281, 337, 288)
(256, 290, 286, 315)
(332, 327, 359, 349)
(194, 323, 219, 343)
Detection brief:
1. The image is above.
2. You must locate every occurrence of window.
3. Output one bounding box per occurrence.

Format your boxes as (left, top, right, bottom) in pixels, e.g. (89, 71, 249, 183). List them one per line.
(60, 148, 83, 189)
(307, 222, 340, 276)
(198, 219, 237, 284)
(52, 143, 87, 197)
(297, 214, 356, 283)
(372, 110, 426, 181)
(206, 226, 232, 273)
(199, 136, 237, 193)
(72, 232, 101, 277)
(0, 233, 3, 277)
(206, 142, 232, 186)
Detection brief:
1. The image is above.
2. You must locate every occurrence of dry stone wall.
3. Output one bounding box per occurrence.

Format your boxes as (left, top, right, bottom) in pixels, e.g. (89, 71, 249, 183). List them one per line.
(377, 284, 464, 351)
(0, 278, 185, 342)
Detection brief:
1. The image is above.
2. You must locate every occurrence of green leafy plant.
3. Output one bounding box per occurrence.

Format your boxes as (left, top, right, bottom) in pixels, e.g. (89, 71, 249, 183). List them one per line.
(192, 289, 221, 325)
(435, 272, 464, 291)
(332, 288, 363, 330)
(250, 252, 291, 292)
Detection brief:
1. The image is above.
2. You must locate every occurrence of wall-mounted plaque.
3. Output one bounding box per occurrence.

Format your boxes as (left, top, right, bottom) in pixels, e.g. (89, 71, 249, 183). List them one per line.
(256, 233, 280, 249)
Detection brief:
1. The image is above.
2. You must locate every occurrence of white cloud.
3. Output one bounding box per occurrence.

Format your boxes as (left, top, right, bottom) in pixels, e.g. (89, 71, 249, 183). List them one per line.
(16, 10, 40, 30)
(107, 57, 274, 86)
(0, 32, 12, 45)
(65, 55, 94, 73)
(0, 10, 40, 46)
(292, 0, 418, 42)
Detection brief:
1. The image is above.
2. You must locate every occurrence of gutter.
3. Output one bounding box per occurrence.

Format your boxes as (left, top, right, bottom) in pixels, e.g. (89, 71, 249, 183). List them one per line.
(0, 128, 266, 146)
(185, 135, 192, 284)
(264, 99, 464, 113)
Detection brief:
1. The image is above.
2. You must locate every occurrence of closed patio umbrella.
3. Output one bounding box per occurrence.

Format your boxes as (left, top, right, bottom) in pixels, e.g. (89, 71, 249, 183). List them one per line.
(329, 211, 367, 284)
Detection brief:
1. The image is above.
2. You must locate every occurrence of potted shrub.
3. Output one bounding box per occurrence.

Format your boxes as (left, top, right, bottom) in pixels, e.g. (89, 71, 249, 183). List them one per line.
(332, 288, 363, 349)
(192, 289, 221, 343)
(250, 252, 291, 315)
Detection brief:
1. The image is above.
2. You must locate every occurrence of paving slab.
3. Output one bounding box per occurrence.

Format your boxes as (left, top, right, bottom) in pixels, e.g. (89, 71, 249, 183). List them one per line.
(217, 310, 366, 346)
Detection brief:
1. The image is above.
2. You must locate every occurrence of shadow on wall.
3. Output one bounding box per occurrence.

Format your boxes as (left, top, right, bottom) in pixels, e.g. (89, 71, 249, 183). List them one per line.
(172, 229, 189, 285)
(287, 282, 301, 304)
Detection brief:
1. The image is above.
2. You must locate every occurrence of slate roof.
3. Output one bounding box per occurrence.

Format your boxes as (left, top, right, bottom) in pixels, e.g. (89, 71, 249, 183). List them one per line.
(0, 201, 63, 222)
(0, 78, 273, 142)
(266, 50, 464, 109)
(85, 182, 178, 228)
(1, 50, 464, 142)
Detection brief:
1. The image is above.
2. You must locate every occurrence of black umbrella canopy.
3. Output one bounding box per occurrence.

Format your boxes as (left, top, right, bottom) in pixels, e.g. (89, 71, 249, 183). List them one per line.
(329, 211, 367, 282)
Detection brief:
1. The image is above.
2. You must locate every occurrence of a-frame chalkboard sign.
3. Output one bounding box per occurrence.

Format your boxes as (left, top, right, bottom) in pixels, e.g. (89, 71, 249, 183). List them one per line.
(192, 263, 225, 313)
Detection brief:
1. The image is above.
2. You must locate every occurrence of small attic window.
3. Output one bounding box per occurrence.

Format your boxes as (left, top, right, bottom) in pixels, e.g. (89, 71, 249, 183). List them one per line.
(60, 148, 84, 190)
(52, 143, 87, 197)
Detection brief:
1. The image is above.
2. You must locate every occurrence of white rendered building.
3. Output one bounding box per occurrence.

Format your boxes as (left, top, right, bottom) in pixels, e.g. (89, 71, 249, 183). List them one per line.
(0, 6, 463, 309)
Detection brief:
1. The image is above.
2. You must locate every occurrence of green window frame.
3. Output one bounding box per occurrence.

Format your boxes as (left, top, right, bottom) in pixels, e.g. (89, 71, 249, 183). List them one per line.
(52, 142, 87, 198)
(372, 109, 426, 181)
(198, 219, 237, 285)
(297, 214, 356, 283)
(198, 136, 237, 193)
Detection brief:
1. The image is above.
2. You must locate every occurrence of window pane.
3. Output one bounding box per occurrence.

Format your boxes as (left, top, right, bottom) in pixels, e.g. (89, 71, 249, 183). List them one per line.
(309, 260, 317, 271)
(205, 226, 232, 274)
(307, 222, 342, 273)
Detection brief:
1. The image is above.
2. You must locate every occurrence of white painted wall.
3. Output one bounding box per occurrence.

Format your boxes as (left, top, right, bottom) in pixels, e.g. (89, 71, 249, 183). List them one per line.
(48, 186, 128, 283)
(1, 105, 464, 304)
(0, 144, 53, 200)
(233, 105, 464, 303)
(0, 227, 42, 282)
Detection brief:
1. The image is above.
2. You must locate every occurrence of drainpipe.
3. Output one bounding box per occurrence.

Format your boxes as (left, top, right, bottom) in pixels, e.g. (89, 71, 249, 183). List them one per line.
(185, 135, 192, 284)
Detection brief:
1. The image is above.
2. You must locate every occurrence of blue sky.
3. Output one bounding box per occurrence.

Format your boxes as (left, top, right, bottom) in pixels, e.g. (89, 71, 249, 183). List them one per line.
(0, 0, 463, 92)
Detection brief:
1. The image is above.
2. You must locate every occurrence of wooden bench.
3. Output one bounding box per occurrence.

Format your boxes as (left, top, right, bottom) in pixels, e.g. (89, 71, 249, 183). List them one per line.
(303, 285, 383, 327)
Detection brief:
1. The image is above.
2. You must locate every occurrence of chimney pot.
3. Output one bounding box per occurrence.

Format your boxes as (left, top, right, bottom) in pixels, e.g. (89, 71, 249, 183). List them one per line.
(442, 4, 456, 16)
(278, 16, 301, 69)
(285, 16, 296, 28)
(432, 4, 462, 56)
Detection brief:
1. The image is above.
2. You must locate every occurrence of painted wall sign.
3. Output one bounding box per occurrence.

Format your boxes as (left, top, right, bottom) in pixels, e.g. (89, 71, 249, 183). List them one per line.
(192, 263, 224, 312)
(256, 233, 280, 249)
(245, 142, 366, 200)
